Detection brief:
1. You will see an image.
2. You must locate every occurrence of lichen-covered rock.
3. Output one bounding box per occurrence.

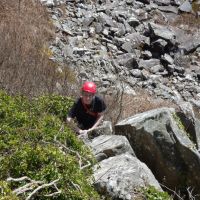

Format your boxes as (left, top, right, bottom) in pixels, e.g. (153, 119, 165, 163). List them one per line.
(93, 153, 162, 200)
(115, 107, 200, 196)
(89, 135, 135, 161)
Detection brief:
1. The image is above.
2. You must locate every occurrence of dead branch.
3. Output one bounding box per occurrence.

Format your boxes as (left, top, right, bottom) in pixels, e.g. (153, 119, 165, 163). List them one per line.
(7, 176, 60, 199)
(44, 183, 61, 197)
(54, 126, 91, 170)
(71, 181, 83, 194)
(26, 179, 60, 200)
(187, 187, 196, 200)
(14, 181, 43, 195)
(54, 134, 91, 170)
(160, 183, 184, 200)
(7, 176, 32, 182)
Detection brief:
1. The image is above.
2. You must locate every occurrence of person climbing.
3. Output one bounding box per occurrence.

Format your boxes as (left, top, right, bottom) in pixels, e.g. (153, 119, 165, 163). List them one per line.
(66, 81, 106, 135)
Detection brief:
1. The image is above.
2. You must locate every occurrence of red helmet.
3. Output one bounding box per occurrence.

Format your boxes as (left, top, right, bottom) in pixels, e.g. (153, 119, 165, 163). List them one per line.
(82, 81, 96, 93)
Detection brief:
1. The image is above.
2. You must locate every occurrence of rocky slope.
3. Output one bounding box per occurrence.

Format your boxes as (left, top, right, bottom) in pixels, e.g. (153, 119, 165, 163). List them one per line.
(42, 0, 200, 103)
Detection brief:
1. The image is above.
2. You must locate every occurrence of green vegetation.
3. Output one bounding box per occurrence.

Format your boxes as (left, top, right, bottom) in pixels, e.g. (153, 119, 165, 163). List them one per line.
(142, 186, 172, 200)
(0, 91, 100, 200)
(172, 112, 186, 132)
(172, 112, 197, 150)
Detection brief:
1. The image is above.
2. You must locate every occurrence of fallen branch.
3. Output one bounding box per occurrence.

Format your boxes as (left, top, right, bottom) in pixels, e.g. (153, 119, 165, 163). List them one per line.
(7, 176, 32, 182)
(7, 176, 61, 199)
(14, 181, 43, 195)
(26, 179, 60, 200)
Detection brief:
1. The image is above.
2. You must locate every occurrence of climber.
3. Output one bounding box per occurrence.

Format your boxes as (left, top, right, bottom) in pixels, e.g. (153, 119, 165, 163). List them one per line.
(66, 81, 106, 135)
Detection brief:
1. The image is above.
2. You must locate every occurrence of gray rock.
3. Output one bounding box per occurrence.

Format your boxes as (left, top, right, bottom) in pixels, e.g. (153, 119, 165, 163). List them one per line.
(141, 50, 152, 59)
(127, 16, 140, 27)
(171, 0, 185, 6)
(93, 153, 162, 200)
(82, 16, 95, 27)
(148, 22, 176, 41)
(161, 53, 174, 65)
(126, 0, 135, 5)
(125, 32, 150, 48)
(90, 135, 135, 161)
(115, 108, 200, 195)
(154, 0, 171, 6)
(94, 23, 103, 33)
(97, 12, 114, 27)
(114, 24, 126, 37)
(158, 5, 178, 14)
(89, 121, 113, 139)
(174, 66, 185, 74)
(139, 58, 160, 70)
(41, 0, 65, 6)
(179, 0, 192, 12)
(115, 53, 138, 69)
(136, 0, 150, 4)
(61, 24, 73, 36)
(130, 69, 143, 78)
(152, 39, 168, 48)
(150, 64, 165, 74)
(121, 42, 135, 53)
(73, 47, 90, 56)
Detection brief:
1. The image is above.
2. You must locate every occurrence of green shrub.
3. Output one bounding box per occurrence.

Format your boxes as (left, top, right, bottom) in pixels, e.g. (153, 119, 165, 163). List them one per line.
(0, 90, 100, 200)
(143, 186, 172, 200)
(0, 181, 19, 200)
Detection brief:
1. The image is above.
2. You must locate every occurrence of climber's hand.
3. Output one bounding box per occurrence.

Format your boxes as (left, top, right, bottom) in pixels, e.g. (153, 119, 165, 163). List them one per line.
(78, 129, 88, 135)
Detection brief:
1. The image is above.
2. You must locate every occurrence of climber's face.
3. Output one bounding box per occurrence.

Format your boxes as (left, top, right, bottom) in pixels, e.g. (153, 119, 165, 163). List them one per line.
(81, 91, 94, 105)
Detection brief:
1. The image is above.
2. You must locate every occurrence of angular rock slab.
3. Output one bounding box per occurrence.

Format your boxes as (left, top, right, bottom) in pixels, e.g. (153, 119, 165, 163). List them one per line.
(115, 107, 200, 196)
(93, 153, 162, 200)
(89, 135, 135, 161)
(148, 22, 176, 41)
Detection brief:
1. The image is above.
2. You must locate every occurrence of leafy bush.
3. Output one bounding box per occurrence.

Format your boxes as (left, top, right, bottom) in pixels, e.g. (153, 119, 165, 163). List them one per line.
(0, 91, 100, 200)
(0, 181, 19, 200)
(142, 186, 172, 200)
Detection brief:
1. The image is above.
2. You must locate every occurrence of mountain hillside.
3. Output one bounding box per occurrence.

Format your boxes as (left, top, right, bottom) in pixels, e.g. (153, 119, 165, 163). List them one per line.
(0, 0, 200, 199)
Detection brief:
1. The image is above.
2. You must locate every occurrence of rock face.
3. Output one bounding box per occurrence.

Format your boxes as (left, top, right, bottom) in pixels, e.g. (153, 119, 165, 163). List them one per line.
(42, 0, 200, 102)
(93, 153, 162, 200)
(86, 124, 163, 200)
(115, 107, 200, 196)
(89, 135, 135, 161)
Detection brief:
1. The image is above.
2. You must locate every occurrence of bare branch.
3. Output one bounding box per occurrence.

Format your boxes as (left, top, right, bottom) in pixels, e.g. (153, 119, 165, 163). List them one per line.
(7, 176, 61, 199)
(44, 190, 61, 197)
(26, 179, 60, 200)
(160, 183, 184, 200)
(44, 183, 61, 197)
(187, 187, 196, 200)
(7, 176, 32, 182)
(71, 181, 83, 194)
(54, 130, 91, 170)
(14, 181, 43, 195)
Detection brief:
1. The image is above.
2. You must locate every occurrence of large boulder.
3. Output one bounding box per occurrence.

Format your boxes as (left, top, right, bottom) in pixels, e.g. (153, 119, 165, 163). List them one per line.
(89, 135, 135, 161)
(115, 107, 200, 196)
(93, 153, 162, 200)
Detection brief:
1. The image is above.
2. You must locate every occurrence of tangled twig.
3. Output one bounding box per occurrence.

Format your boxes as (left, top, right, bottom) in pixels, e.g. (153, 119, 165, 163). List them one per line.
(7, 176, 61, 199)
(54, 125, 91, 170)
